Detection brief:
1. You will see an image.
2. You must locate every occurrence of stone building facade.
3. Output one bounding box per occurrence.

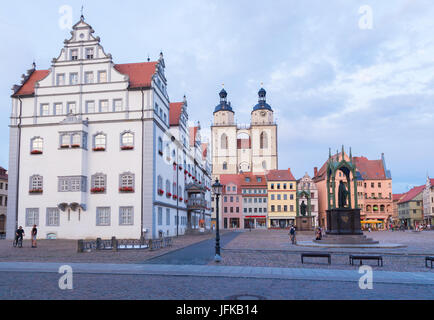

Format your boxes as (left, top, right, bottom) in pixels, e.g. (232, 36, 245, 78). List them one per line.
(6, 17, 211, 240)
(211, 88, 278, 177)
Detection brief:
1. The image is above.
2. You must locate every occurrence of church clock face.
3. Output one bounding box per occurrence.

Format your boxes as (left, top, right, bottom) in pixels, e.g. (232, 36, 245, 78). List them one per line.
(260, 111, 266, 117)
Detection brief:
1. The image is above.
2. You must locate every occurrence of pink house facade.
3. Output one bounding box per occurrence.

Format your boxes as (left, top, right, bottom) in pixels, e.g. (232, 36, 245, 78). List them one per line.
(220, 174, 243, 229)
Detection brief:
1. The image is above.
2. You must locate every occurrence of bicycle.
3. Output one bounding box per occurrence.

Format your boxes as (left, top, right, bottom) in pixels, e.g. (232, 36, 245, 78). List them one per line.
(13, 236, 23, 248)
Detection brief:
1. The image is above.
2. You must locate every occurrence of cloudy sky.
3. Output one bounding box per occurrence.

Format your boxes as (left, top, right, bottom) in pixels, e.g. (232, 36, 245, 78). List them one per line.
(0, 0, 433, 193)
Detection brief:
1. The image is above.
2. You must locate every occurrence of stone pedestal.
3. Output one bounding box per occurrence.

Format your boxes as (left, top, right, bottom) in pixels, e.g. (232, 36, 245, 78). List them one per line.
(326, 208, 363, 235)
(315, 208, 378, 245)
(296, 216, 314, 231)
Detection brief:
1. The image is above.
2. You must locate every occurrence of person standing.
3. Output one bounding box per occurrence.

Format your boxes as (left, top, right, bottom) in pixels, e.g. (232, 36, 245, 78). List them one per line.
(289, 225, 296, 245)
(31, 225, 37, 248)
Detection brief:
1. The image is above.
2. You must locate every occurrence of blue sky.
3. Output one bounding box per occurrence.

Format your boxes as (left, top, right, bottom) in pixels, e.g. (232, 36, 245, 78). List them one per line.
(1, 0, 433, 193)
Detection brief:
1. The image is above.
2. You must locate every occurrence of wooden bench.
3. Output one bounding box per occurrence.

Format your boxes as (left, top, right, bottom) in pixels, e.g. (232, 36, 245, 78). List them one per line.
(349, 255, 383, 267)
(425, 256, 434, 268)
(301, 252, 331, 265)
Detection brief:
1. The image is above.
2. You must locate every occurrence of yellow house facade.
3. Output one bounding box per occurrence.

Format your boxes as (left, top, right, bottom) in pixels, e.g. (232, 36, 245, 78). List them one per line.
(266, 169, 297, 229)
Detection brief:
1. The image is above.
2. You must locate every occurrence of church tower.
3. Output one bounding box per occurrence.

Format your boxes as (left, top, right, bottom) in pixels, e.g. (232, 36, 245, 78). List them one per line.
(250, 87, 278, 172)
(211, 88, 238, 177)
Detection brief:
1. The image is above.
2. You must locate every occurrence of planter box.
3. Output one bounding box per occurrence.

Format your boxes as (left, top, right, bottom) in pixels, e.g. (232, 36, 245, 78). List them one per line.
(30, 150, 43, 155)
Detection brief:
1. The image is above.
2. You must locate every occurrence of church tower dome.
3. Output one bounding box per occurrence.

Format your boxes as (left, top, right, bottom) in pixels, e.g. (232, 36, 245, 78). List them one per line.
(252, 87, 273, 112)
(214, 88, 234, 113)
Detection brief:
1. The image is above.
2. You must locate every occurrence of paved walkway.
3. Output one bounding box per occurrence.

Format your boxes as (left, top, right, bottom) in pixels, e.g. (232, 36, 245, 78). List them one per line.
(0, 262, 433, 286)
(145, 231, 241, 265)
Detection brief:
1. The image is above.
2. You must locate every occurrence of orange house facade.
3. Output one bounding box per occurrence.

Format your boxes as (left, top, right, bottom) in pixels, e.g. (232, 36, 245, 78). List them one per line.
(314, 152, 393, 230)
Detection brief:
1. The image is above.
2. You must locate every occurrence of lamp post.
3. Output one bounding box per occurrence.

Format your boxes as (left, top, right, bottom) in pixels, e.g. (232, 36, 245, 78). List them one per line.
(212, 178, 223, 262)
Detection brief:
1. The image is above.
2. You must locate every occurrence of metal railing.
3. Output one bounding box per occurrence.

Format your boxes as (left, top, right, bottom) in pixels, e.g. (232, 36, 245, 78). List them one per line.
(77, 236, 172, 252)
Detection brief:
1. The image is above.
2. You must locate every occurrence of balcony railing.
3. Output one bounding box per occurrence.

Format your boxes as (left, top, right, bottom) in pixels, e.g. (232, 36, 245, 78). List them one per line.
(187, 198, 207, 208)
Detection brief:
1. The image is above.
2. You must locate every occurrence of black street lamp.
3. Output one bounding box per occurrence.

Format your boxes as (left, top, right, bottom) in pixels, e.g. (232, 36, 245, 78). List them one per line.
(212, 178, 223, 262)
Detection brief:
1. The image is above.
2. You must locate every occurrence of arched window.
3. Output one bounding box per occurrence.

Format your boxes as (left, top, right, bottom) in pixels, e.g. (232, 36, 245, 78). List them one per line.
(262, 161, 267, 170)
(223, 162, 228, 170)
(121, 131, 134, 149)
(94, 133, 107, 151)
(260, 132, 268, 149)
(29, 175, 43, 192)
(119, 172, 135, 192)
(221, 134, 228, 149)
(91, 173, 107, 192)
(173, 182, 177, 195)
(31, 137, 43, 154)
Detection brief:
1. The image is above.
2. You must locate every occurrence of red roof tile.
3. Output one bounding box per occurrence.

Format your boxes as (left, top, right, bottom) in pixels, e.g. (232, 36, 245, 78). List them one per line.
(201, 143, 208, 159)
(189, 127, 198, 146)
(220, 174, 241, 193)
(393, 194, 404, 201)
(169, 102, 183, 126)
(13, 62, 158, 97)
(13, 70, 50, 97)
(114, 62, 158, 88)
(397, 185, 425, 204)
(353, 157, 386, 180)
(239, 172, 267, 187)
(266, 169, 295, 181)
(313, 152, 343, 181)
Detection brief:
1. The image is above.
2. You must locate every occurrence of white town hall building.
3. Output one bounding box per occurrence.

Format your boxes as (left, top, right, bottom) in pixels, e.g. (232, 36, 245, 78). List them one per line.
(6, 16, 212, 240)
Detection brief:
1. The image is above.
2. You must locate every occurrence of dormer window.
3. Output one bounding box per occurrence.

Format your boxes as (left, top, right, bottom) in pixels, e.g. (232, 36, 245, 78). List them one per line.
(86, 48, 94, 59)
(71, 49, 78, 61)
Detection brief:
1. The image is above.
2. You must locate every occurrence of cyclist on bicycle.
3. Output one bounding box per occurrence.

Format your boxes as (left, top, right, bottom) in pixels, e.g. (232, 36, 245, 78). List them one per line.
(15, 226, 25, 248)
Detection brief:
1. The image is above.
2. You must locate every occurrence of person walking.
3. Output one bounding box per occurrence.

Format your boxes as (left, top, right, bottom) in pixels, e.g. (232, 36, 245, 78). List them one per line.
(289, 225, 296, 245)
(14, 226, 25, 248)
(31, 224, 37, 248)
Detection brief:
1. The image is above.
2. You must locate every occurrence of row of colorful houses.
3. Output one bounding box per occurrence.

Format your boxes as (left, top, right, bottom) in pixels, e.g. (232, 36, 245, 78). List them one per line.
(214, 151, 396, 231)
(392, 177, 434, 229)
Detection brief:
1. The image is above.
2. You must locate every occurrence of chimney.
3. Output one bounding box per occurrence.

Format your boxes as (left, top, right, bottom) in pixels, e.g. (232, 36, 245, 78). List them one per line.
(314, 167, 318, 177)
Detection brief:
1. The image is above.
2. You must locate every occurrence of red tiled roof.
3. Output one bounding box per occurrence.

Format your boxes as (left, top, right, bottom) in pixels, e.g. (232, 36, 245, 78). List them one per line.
(220, 174, 241, 193)
(239, 172, 267, 187)
(13, 70, 50, 97)
(397, 185, 425, 204)
(266, 169, 296, 181)
(114, 62, 158, 88)
(169, 102, 183, 126)
(313, 153, 389, 182)
(13, 62, 158, 97)
(353, 157, 386, 180)
(313, 152, 343, 181)
(201, 143, 208, 159)
(189, 127, 198, 146)
(393, 194, 404, 201)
